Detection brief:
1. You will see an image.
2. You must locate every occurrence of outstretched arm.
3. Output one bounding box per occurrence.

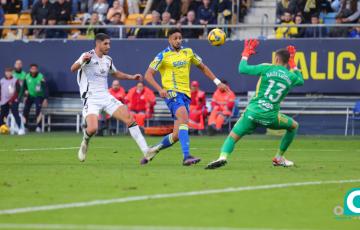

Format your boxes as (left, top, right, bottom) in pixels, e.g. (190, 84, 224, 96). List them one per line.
(196, 63, 228, 92)
(112, 71, 143, 81)
(238, 39, 266, 76)
(287, 45, 304, 87)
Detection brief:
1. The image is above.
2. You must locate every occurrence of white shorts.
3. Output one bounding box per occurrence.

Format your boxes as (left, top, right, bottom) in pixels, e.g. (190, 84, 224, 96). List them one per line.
(82, 94, 123, 118)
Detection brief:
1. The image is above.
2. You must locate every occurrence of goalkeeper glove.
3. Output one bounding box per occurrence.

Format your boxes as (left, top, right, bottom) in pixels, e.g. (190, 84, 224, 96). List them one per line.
(242, 39, 259, 58)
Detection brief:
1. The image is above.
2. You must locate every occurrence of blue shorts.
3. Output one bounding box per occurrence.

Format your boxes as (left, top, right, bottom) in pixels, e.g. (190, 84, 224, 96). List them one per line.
(164, 91, 190, 119)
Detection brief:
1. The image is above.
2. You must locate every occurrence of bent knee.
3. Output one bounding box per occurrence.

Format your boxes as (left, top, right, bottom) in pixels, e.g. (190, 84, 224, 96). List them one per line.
(86, 126, 98, 135)
(290, 121, 299, 130)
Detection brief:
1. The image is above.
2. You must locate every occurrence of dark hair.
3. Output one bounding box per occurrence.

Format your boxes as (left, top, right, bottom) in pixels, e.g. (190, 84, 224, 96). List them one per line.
(5, 67, 13, 72)
(95, 33, 110, 41)
(283, 10, 292, 15)
(275, 48, 290, 64)
(311, 13, 319, 19)
(168, 28, 182, 37)
(30, 64, 38, 68)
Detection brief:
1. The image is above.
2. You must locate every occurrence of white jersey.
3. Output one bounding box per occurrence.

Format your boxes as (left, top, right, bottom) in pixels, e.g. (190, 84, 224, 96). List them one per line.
(75, 49, 117, 100)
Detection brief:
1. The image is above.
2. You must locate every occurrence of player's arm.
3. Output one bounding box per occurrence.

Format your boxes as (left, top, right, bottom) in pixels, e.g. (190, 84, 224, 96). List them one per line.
(238, 39, 267, 76)
(287, 45, 304, 87)
(144, 67, 168, 98)
(112, 71, 143, 81)
(70, 52, 92, 72)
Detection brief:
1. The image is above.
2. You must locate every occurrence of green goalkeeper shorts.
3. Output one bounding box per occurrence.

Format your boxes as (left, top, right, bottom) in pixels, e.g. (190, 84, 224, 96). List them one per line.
(232, 110, 296, 137)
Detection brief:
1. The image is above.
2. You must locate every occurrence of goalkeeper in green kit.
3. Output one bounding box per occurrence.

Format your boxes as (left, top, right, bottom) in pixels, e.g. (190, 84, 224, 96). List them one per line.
(205, 39, 304, 169)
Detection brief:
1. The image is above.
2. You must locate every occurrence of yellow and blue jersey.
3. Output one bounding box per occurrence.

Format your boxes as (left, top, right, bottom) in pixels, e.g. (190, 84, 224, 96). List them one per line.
(149, 46, 202, 97)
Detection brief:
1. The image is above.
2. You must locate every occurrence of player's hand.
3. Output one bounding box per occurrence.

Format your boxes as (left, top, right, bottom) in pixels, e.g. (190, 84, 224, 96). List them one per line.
(42, 99, 48, 108)
(217, 83, 230, 93)
(242, 39, 259, 58)
(131, 74, 143, 81)
(82, 53, 92, 64)
(159, 89, 169, 98)
(287, 45, 297, 69)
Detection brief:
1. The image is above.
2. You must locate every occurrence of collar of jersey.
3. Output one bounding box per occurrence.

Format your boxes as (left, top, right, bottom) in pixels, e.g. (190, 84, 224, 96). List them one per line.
(167, 46, 184, 52)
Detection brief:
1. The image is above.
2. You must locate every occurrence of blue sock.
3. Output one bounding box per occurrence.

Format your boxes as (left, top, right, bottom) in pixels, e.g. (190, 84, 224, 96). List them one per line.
(178, 124, 190, 159)
(158, 133, 175, 150)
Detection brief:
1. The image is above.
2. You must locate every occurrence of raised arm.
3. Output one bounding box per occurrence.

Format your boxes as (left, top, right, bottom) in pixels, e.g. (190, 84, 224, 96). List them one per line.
(238, 39, 267, 76)
(70, 52, 92, 73)
(287, 45, 304, 87)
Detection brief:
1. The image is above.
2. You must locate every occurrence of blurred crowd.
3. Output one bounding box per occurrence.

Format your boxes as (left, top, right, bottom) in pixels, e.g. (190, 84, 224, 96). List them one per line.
(275, 0, 360, 38)
(0, 0, 252, 39)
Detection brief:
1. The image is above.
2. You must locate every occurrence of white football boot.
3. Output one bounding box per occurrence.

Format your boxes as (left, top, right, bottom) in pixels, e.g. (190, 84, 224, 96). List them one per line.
(78, 139, 88, 162)
(272, 156, 294, 167)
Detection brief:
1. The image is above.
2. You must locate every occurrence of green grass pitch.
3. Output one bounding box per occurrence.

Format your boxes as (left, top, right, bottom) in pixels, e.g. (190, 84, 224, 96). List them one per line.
(0, 133, 359, 230)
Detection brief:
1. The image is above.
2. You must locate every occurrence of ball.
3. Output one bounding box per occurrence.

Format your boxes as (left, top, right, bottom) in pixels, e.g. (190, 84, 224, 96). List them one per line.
(207, 28, 226, 46)
(0, 124, 10, 135)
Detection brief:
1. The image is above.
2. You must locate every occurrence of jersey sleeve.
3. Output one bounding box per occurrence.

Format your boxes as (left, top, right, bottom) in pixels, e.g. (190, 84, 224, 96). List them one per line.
(190, 50, 203, 66)
(109, 59, 117, 74)
(149, 51, 164, 71)
(238, 59, 271, 76)
(291, 69, 304, 87)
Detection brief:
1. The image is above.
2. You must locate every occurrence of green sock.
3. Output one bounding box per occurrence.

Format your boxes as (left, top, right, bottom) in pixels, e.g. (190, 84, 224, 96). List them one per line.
(277, 128, 298, 157)
(220, 136, 236, 159)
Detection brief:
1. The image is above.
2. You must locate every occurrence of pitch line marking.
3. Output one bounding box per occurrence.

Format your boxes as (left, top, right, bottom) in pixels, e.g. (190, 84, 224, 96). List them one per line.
(0, 179, 359, 215)
(0, 223, 313, 230)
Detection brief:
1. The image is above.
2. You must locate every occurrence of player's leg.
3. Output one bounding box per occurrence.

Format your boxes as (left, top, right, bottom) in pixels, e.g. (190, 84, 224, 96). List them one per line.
(269, 113, 299, 167)
(205, 112, 257, 169)
(110, 105, 150, 158)
(34, 97, 43, 132)
(22, 97, 34, 130)
(10, 102, 23, 132)
(78, 113, 98, 162)
(0, 103, 10, 126)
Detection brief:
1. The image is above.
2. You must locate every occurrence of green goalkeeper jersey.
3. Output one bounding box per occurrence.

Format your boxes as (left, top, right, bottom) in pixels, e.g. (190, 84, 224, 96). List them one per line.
(239, 59, 304, 122)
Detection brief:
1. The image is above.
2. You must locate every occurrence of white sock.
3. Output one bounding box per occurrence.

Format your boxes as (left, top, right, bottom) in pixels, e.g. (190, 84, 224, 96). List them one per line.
(128, 124, 149, 155)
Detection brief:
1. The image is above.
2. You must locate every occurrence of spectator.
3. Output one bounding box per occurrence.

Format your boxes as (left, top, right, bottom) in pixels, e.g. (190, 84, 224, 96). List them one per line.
(23, 64, 48, 133)
(290, 0, 320, 22)
(207, 80, 235, 134)
(198, 0, 217, 25)
(0, 67, 24, 135)
(157, 0, 181, 21)
(31, 0, 52, 25)
(127, 0, 140, 14)
(126, 82, 156, 127)
(276, 0, 292, 24)
(329, 14, 349, 37)
(217, 0, 232, 25)
(83, 12, 105, 39)
(127, 16, 145, 38)
(106, 12, 126, 38)
(290, 14, 306, 38)
(12, 60, 26, 102)
(2, 0, 22, 14)
(92, 0, 109, 21)
(45, 16, 68, 38)
(275, 11, 298, 38)
(349, 18, 360, 37)
(305, 14, 327, 37)
(180, 10, 202, 38)
(142, 10, 161, 38)
(158, 11, 175, 38)
(342, 0, 360, 23)
(108, 80, 126, 103)
(53, 0, 71, 24)
(189, 81, 207, 130)
(0, 5, 3, 37)
(106, 0, 126, 22)
(4, 25, 23, 40)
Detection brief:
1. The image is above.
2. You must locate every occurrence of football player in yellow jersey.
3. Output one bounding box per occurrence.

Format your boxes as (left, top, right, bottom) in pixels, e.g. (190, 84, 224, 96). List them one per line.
(143, 28, 228, 166)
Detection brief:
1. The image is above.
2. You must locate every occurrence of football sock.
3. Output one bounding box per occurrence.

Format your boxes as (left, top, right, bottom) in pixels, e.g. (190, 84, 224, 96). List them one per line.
(83, 130, 93, 144)
(158, 133, 176, 150)
(277, 127, 298, 157)
(178, 124, 190, 159)
(128, 122, 149, 155)
(219, 135, 236, 160)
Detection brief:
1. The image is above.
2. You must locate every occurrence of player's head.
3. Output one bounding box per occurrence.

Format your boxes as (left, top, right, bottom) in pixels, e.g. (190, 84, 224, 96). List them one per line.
(168, 28, 182, 50)
(29, 64, 39, 76)
(136, 81, 144, 92)
(274, 48, 290, 66)
(95, 33, 111, 55)
(5, 67, 13, 78)
(112, 80, 120, 90)
(14, 59, 22, 70)
(191, 81, 199, 92)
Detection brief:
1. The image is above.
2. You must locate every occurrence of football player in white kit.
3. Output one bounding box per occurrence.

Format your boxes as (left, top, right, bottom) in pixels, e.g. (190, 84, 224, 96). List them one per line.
(70, 33, 152, 162)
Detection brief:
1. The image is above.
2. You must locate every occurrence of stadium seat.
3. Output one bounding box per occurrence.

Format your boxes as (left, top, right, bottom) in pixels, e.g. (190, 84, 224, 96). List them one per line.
(17, 13, 32, 25)
(125, 14, 143, 25)
(345, 101, 360, 136)
(2, 14, 19, 37)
